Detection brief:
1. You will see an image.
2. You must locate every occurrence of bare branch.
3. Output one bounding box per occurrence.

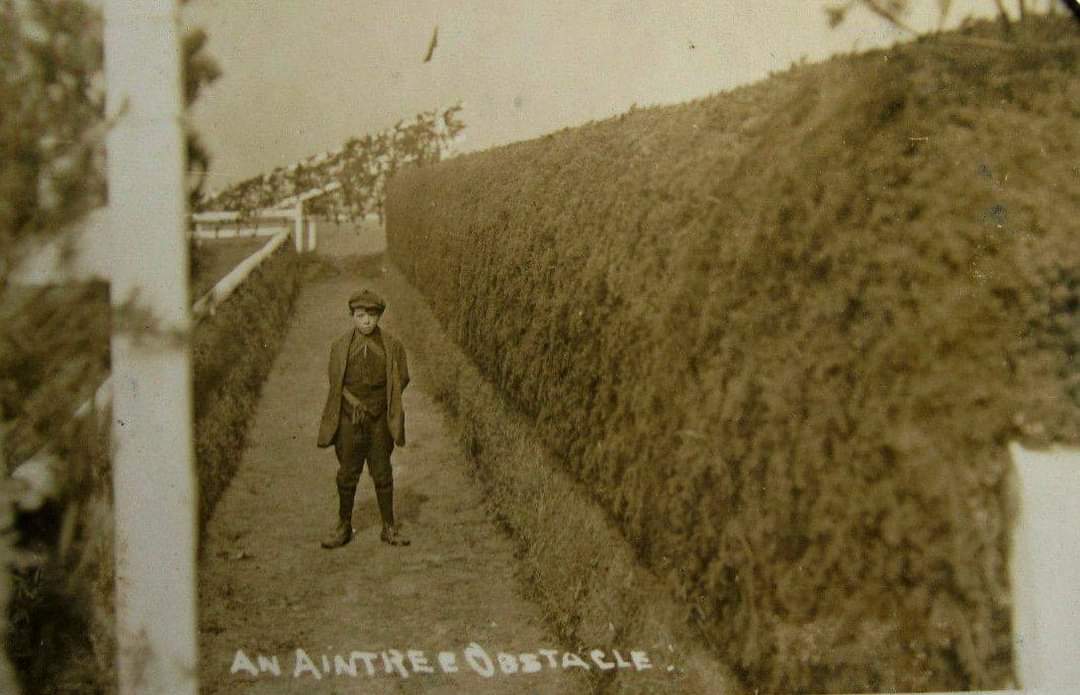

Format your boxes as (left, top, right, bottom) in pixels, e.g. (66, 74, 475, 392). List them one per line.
(993, 0, 1014, 32)
(861, 0, 919, 34)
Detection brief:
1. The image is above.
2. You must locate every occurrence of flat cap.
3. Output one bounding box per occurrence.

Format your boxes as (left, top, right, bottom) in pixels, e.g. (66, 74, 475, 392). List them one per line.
(348, 288, 386, 313)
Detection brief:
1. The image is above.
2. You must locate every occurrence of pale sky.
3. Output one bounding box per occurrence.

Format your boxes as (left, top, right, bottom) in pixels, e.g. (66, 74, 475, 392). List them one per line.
(183, 0, 999, 188)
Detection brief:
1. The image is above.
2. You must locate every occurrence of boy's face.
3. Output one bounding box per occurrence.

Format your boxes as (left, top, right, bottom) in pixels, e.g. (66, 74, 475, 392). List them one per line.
(352, 307, 381, 335)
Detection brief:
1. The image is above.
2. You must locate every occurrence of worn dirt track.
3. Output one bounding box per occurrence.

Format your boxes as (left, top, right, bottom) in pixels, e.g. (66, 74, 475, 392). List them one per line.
(198, 224, 587, 694)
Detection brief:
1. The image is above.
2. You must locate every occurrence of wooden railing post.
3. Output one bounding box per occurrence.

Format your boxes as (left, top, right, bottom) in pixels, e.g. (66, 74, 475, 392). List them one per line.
(103, 2, 198, 694)
(294, 201, 305, 252)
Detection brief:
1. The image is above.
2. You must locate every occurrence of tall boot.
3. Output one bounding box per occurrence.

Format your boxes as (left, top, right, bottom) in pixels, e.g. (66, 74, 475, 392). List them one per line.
(321, 484, 355, 549)
(376, 483, 410, 546)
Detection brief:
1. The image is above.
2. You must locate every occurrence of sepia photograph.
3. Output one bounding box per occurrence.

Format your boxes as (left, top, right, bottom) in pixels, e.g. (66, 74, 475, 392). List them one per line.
(1, 1, 1079, 693)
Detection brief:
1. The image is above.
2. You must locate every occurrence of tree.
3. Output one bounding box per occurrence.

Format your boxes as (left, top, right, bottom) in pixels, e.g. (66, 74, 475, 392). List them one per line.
(0, 0, 106, 274)
(0, 0, 221, 287)
(198, 103, 466, 224)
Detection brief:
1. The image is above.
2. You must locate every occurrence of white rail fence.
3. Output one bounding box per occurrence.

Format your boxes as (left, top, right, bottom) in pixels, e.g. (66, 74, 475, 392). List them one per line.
(191, 229, 289, 319)
(11, 225, 291, 477)
(191, 180, 341, 253)
(10, 189, 322, 288)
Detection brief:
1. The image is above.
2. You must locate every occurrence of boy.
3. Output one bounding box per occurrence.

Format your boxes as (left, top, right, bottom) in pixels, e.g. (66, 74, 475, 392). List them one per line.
(316, 288, 410, 548)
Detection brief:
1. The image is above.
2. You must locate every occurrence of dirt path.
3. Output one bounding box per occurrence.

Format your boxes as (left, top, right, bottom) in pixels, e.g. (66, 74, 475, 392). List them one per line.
(198, 245, 586, 693)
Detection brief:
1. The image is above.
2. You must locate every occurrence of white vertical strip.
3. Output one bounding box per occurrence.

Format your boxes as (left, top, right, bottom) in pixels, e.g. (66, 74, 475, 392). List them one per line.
(294, 201, 304, 252)
(308, 217, 317, 252)
(1008, 442, 1080, 690)
(103, 2, 198, 694)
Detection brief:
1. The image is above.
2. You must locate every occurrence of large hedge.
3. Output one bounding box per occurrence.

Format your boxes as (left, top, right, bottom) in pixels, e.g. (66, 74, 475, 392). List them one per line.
(386, 19, 1079, 693)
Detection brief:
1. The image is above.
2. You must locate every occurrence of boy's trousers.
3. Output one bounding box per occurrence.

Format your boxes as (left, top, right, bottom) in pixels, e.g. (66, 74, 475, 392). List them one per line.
(333, 406, 394, 490)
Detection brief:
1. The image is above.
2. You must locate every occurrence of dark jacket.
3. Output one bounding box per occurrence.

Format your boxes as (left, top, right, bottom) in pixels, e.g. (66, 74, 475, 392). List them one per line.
(317, 328, 409, 448)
